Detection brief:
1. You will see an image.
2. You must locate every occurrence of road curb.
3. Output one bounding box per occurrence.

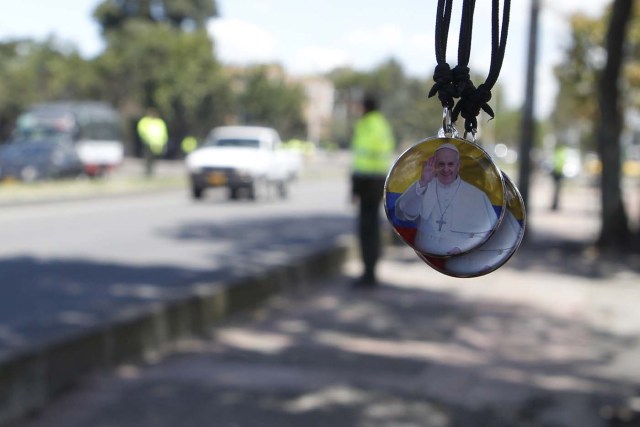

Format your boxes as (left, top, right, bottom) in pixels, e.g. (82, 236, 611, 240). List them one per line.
(0, 183, 184, 209)
(0, 235, 352, 426)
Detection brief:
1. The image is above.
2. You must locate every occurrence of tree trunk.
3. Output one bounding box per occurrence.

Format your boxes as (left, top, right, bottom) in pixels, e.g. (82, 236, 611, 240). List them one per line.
(517, 0, 540, 212)
(597, 0, 633, 251)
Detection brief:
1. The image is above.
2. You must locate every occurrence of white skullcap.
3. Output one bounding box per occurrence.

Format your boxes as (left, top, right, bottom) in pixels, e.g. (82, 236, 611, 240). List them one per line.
(435, 142, 459, 153)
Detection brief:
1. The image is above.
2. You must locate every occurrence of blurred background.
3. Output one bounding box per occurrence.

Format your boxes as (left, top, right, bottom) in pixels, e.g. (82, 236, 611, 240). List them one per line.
(0, 0, 638, 251)
(2, 1, 640, 426)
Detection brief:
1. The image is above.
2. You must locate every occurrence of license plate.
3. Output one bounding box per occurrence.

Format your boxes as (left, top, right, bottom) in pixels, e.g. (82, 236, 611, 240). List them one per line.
(207, 172, 227, 186)
(1, 176, 17, 184)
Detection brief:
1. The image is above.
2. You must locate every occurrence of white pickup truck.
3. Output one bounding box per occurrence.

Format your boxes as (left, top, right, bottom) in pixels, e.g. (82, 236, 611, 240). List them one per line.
(185, 126, 302, 200)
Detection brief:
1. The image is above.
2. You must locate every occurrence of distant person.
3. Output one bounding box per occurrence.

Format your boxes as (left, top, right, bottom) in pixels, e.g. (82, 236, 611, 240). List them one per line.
(181, 135, 198, 156)
(137, 109, 168, 177)
(395, 143, 498, 256)
(551, 143, 567, 211)
(350, 94, 396, 287)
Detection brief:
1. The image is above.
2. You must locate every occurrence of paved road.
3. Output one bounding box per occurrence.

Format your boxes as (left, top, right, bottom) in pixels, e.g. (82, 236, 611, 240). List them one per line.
(9, 173, 640, 427)
(0, 158, 353, 360)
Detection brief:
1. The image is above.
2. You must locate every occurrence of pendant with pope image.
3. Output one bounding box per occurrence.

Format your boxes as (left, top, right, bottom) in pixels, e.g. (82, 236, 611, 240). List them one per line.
(384, 136, 506, 260)
(418, 172, 526, 278)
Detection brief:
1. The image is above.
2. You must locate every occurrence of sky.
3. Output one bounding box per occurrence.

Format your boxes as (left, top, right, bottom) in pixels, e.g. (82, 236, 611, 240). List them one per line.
(0, 0, 613, 118)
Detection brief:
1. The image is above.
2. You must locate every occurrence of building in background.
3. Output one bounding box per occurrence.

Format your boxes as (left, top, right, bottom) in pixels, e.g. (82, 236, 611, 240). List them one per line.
(299, 76, 334, 145)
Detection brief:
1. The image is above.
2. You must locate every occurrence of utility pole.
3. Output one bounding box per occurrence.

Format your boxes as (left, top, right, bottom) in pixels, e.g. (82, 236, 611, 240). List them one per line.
(517, 0, 541, 210)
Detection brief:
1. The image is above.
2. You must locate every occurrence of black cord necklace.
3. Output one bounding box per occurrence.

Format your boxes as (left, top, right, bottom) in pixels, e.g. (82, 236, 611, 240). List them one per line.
(383, 0, 526, 279)
(430, 0, 511, 137)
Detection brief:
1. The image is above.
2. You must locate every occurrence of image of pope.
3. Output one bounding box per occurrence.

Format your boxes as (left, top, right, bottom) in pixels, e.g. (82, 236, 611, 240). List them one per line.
(394, 142, 499, 256)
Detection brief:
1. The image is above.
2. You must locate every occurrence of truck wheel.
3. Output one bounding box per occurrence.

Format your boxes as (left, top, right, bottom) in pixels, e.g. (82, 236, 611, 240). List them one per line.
(191, 183, 204, 200)
(249, 179, 269, 201)
(277, 181, 288, 199)
(229, 187, 240, 200)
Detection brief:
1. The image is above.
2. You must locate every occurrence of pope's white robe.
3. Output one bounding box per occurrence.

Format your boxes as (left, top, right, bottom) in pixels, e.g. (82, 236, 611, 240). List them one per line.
(395, 176, 498, 256)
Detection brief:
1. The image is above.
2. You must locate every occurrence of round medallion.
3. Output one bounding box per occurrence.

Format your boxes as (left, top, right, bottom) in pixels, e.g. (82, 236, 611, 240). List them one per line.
(384, 136, 506, 258)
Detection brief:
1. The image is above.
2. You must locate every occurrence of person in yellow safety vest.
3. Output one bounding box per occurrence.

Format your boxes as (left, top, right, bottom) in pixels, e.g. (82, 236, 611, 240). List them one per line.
(137, 109, 168, 177)
(181, 135, 198, 155)
(350, 93, 396, 288)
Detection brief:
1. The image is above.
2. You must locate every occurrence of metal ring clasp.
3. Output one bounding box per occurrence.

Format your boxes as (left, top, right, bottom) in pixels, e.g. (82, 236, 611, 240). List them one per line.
(438, 107, 458, 138)
(464, 128, 477, 144)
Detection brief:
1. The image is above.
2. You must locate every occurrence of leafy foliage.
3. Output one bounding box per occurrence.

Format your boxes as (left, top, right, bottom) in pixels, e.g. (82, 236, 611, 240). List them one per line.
(554, 1, 640, 250)
(553, 4, 640, 151)
(95, 21, 231, 144)
(0, 0, 519, 161)
(0, 39, 100, 140)
(94, 0, 217, 32)
(230, 65, 307, 140)
(0, 0, 308, 155)
(329, 60, 443, 149)
(328, 59, 512, 151)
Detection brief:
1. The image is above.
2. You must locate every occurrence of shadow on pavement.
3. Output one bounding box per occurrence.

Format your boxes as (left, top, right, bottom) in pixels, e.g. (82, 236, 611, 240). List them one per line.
(0, 214, 352, 360)
(509, 226, 639, 279)
(27, 265, 638, 427)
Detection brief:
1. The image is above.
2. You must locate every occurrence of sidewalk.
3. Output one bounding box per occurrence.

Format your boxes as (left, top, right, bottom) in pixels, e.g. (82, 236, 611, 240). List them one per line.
(0, 153, 353, 426)
(0, 159, 186, 207)
(9, 176, 640, 427)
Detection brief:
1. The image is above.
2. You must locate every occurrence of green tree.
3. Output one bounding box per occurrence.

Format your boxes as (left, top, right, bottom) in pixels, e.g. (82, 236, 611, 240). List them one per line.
(94, 21, 230, 154)
(94, 0, 217, 32)
(552, 13, 606, 152)
(553, 1, 640, 251)
(0, 39, 100, 141)
(553, 4, 640, 149)
(370, 59, 443, 148)
(90, 0, 231, 155)
(327, 59, 513, 153)
(328, 60, 445, 150)
(163, 0, 217, 29)
(231, 64, 307, 140)
(328, 66, 370, 147)
(0, 1, 227, 153)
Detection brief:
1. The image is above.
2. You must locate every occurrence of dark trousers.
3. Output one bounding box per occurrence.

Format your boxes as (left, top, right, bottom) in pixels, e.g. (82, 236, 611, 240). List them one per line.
(551, 171, 563, 211)
(352, 174, 386, 280)
(144, 144, 156, 178)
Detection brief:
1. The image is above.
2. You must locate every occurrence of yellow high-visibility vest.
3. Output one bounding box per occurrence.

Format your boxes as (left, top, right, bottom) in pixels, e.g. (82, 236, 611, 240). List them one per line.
(181, 136, 198, 153)
(351, 111, 395, 175)
(553, 145, 567, 175)
(137, 116, 168, 155)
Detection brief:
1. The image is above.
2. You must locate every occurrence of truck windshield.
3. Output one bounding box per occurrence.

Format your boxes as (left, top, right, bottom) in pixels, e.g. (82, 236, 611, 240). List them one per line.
(208, 138, 260, 148)
(14, 111, 75, 143)
(15, 107, 122, 143)
(11, 126, 72, 144)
